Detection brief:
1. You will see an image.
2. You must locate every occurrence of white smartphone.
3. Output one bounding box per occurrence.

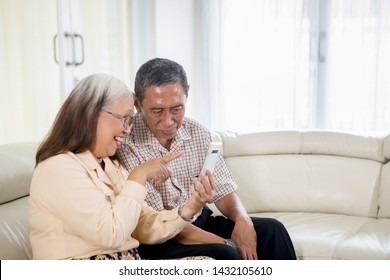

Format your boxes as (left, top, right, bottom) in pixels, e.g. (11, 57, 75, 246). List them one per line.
(201, 142, 222, 174)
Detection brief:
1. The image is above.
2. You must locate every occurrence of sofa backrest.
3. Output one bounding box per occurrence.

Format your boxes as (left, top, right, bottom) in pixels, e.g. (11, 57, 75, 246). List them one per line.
(0, 142, 38, 204)
(378, 134, 390, 218)
(212, 130, 388, 218)
(0, 142, 38, 259)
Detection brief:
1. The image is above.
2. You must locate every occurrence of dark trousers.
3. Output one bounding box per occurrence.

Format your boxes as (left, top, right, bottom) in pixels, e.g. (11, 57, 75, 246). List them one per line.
(138, 206, 297, 260)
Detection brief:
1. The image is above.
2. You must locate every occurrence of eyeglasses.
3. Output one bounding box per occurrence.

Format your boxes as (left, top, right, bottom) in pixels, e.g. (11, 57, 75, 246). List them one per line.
(102, 110, 134, 129)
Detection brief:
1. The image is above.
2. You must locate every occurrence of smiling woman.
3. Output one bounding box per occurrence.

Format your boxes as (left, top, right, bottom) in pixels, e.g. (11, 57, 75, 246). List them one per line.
(93, 95, 134, 160)
(29, 73, 215, 260)
(34, 74, 132, 164)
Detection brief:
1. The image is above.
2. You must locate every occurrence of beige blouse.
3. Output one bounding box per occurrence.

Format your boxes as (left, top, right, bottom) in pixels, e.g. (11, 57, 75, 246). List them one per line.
(29, 150, 189, 259)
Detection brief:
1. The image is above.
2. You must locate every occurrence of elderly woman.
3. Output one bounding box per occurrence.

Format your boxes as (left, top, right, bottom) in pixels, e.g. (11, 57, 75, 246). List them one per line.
(29, 74, 215, 260)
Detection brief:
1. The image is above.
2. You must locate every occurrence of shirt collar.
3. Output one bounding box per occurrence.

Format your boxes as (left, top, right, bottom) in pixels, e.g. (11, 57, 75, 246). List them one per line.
(73, 150, 123, 192)
(74, 150, 102, 171)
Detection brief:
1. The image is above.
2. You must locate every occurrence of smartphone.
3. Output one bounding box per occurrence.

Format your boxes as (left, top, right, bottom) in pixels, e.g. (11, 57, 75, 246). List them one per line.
(201, 142, 222, 175)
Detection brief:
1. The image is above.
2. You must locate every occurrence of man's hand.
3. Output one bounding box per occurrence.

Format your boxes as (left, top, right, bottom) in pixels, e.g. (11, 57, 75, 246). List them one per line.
(231, 216, 258, 260)
(215, 192, 259, 260)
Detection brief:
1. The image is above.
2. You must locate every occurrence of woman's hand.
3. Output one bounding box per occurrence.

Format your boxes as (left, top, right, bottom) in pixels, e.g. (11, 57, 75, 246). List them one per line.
(179, 170, 216, 221)
(127, 151, 183, 185)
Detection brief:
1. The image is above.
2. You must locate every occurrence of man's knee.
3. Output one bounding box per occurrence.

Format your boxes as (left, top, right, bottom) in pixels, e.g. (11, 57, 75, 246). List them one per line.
(252, 217, 286, 231)
(251, 217, 291, 241)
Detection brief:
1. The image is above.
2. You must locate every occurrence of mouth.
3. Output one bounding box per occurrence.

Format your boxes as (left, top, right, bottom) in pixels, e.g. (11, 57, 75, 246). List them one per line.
(114, 136, 124, 142)
(160, 126, 177, 134)
(114, 136, 125, 146)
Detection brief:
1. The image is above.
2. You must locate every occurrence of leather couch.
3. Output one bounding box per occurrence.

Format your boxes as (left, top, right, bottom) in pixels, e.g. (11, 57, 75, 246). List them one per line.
(0, 142, 37, 259)
(210, 130, 390, 259)
(1, 130, 390, 259)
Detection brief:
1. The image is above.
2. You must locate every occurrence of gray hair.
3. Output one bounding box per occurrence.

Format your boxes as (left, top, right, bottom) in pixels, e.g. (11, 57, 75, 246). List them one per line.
(36, 73, 132, 164)
(134, 58, 189, 104)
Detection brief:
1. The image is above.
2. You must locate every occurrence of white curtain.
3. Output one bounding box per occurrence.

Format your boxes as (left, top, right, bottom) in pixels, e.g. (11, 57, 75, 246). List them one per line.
(205, 0, 390, 133)
(0, 0, 60, 145)
(0, 0, 133, 145)
(212, 0, 320, 132)
(78, 0, 133, 86)
(3, 0, 390, 145)
(324, 0, 390, 132)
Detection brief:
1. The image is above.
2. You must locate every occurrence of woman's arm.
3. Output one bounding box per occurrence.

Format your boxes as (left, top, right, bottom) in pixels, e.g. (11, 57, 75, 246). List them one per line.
(30, 153, 148, 249)
(132, 172, 216, 244)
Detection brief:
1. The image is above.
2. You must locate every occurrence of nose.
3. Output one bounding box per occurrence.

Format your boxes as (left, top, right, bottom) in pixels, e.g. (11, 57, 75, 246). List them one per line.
(123, 123, 132, 134)
(160, 111, 174, 126)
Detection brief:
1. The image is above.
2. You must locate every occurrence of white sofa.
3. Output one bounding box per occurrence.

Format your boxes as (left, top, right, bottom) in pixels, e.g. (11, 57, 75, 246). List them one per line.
(1, 130, 390, 259)
(210, 130, 390, 259)
(0, 142, 37, 260)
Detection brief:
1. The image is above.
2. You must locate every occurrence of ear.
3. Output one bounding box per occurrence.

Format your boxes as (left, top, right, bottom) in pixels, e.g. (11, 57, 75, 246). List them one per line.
(134, 98, 141, 112)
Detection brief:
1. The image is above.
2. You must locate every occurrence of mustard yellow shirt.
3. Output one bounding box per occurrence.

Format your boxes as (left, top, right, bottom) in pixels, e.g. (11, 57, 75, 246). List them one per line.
(29, 150, 188, 259)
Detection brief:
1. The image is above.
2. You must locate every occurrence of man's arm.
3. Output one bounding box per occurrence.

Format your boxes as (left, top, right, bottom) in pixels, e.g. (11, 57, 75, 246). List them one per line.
(173, 224, 225, 244)
(215, 192, 258, 260)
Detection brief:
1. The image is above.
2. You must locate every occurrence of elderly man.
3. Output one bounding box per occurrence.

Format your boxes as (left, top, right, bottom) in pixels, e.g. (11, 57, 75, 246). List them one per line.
(117, 58, 296, 260)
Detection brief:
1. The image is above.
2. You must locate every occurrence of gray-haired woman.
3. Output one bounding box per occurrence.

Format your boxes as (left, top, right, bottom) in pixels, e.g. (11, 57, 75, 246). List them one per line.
(29, 73, 215, 260)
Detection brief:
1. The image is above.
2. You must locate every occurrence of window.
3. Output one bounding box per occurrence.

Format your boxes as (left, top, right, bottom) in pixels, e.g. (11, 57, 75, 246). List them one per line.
(214, 0, 390, 133)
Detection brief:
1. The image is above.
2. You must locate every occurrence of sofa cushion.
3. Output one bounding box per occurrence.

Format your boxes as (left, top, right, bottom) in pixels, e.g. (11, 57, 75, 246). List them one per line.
(0, 196, 32, 259)
(218, 130, 386, 162)
(213, 130, 300, 156)
(334, 218, 390, 259)
(215, 131, 386, 217)
(227, 154, 381, 217)
(0, 142, 38, 204)
(254, 212, 390, 260)
(301, 131, 386, 162)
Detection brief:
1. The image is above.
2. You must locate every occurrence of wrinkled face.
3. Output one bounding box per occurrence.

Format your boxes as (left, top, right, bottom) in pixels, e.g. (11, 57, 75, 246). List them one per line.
(92, 95, 134, 160)
(136, 83, 187, 149)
